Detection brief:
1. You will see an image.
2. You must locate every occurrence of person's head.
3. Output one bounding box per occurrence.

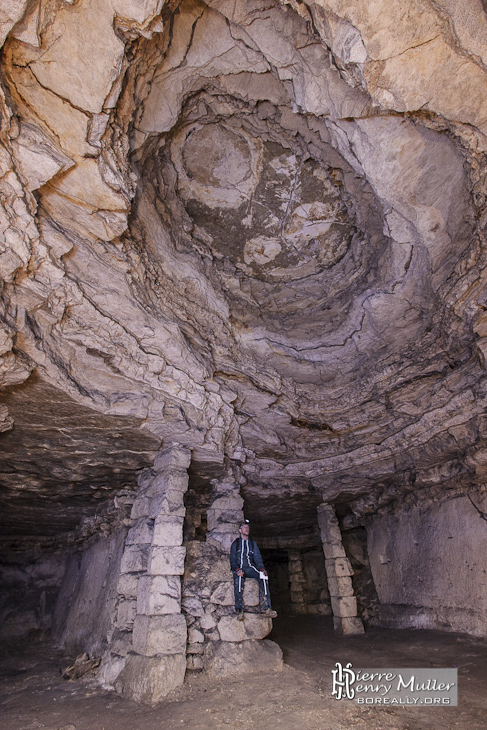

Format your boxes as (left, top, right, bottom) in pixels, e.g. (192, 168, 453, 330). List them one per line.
(239, 520, 250, 538)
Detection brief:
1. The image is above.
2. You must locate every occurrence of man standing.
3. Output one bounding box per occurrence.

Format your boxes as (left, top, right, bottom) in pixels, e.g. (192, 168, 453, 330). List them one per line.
(230, 520, 277, 620)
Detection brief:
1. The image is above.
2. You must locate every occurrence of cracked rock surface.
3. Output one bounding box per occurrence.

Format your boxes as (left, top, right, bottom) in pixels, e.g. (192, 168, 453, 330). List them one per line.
(1, 0, 487, 554)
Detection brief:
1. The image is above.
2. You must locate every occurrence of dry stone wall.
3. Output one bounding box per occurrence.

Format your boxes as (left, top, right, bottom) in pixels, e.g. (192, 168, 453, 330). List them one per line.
(102, 445, 190, 702)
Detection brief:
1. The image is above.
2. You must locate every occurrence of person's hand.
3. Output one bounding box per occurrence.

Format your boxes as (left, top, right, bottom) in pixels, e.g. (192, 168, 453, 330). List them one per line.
(236, 569, 244, 576)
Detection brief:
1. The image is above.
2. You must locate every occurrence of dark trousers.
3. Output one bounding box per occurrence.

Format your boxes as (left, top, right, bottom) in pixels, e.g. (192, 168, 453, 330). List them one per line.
(233, 565, 271, 610)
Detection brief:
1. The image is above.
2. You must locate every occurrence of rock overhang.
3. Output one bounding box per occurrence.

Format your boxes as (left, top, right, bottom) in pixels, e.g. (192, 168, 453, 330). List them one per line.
(1, 0, 487, 547)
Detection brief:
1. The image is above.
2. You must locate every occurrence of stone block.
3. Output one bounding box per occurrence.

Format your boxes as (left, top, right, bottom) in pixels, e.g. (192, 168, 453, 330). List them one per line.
(325, 557, 353, 577)
(154, 446, 191, 471)
(117, 573, 139, 599)
(322, 542, 347, 559)
(116, 599, 137, 630)
(331, 595, 358, 617)
(218, 614, 272, 642)
(131, 496, 150, 520)
(120, 544, 149, 574)
(137, 468, 154, 490)
(209, 494, 244, 511)
(207, 532, 239, 551)
(209, 581, 234, 606)
(188, 626, 204, 643)
(199, 612, 217, 630)
(152, 516, 184, 547)
(148, 546, 186, 575)
(132, 614, 187, 656)
(182, 595, 205, 616)
(137, 575, 181, 615)
(149, 491, 186, 518)
(187, 642, 204, 655)
(243, 579, 260, 607)
(204, 639, 283, 678)
(151, 470, 189, 494)
(207, 509, 245, 532)
(114, 653, 186, 704)
(111, 630, 133, 657)
(326, 575, 354, 597)
(317, 504, 342, 544)
(126, 517, 154, 545)
(333, 616, 365, 636)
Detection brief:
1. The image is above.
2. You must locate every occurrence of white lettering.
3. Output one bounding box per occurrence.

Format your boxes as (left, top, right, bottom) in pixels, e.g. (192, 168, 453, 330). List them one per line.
(397, 674, 414, 691)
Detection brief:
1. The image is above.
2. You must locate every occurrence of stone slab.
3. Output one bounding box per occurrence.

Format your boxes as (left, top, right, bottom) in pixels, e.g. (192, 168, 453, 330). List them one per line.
(114, 653, 186, 704)
(120, 544, 149, 574)
(207, 508, 246, 532)
(218, 614, 272, 642)
(126, 517, 154, 545)
(132, 613, 187, 656)
(317, 505, 342, 541)
(326, 575, 354, 597)
(154, 446, 191, 471)
(150, 470, 189, 494)
(137, 575, 181, 615)
(325, 557, 354, 577)
(152, 516, 184, 547)
(331, 595, 358, 618)
(131, 497, 150, 520)
(321, 542, 347, 559)
(148, 546, 186, 576)
(116, 599, 137, 630)
(149, 491, 186, 518)
(117, 573, 139, 599)
(204, 639, 283, 678)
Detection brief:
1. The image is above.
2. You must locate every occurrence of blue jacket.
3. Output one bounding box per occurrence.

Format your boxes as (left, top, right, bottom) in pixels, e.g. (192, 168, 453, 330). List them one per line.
(230, 537, 265, 572)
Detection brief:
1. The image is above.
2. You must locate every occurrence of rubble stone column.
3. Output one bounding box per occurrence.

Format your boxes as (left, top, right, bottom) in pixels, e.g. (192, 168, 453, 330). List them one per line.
(317, 503, 364, 636)
(182, 473, 282, 677)
(106, 444, 191, 703)
(288, 550, 307, 614)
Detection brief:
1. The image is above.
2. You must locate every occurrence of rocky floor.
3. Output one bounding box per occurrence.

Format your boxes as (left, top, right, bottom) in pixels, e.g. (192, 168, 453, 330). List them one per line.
(2, 616, 486, 730)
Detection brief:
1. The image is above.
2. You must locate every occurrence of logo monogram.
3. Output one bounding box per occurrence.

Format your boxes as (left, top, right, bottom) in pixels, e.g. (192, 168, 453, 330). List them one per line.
(331, 662, 356, 700)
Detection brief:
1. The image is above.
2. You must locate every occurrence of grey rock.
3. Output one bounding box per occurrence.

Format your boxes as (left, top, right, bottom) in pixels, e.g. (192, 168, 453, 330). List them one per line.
(204, 639, 284, 678)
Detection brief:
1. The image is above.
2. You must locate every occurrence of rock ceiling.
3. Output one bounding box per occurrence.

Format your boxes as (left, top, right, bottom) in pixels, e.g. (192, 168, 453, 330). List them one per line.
(1, 0, 487, 549)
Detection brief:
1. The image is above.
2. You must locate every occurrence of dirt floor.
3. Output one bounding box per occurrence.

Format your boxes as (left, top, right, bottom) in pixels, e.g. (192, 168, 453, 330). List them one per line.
(2, 616, 486, 730)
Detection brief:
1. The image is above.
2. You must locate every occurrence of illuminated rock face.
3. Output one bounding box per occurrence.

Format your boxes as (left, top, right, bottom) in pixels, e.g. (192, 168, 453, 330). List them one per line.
(1, 0, 487, 655)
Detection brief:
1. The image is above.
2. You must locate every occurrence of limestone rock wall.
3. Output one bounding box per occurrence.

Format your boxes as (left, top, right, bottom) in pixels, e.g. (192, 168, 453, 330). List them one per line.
(51, 529, 126, 656)
(365, 489, 487, 636)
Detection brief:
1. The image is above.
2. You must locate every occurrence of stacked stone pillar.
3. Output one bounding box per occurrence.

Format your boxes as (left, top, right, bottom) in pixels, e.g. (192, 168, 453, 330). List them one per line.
(288, 550, 307, 614)
(317, 503, 364, 635)
(104, 445, 191, 703)
(182, 474, 282, 676)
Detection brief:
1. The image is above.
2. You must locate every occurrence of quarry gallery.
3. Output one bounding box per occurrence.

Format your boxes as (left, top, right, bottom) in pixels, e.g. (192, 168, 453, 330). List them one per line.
(1, 0, 487, 709)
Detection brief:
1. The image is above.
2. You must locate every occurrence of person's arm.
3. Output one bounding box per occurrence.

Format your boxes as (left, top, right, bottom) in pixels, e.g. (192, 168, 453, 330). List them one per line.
(230, 539, 238, 572)
(253, 540, 265, 571)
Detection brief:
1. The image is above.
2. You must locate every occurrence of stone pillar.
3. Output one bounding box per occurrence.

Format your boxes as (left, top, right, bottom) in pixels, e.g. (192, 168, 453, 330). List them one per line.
(317, 503, 364, 635)
(182, 474, 283, 677)
(288, 550, 307, 614)
(103, 444, 191, 704)
(206, 476, 245, 551)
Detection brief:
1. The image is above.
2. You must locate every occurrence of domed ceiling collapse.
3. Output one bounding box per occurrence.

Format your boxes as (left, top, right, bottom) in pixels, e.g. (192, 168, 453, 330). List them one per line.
(1, 0, 487, 545)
